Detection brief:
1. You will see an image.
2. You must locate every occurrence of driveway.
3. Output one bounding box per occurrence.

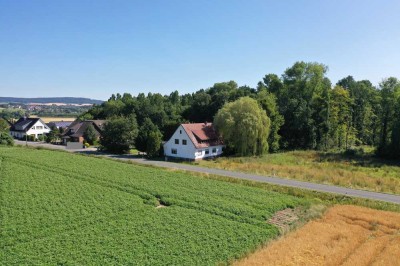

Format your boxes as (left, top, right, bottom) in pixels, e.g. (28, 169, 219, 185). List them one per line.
(15, 140, 97, 152)
(14, 140, 400, 205)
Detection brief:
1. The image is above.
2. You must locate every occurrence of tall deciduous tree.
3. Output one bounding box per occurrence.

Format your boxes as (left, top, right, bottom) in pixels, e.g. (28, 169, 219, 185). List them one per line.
(328, 86, 354, 149)
(100, 115, 139, 154)
(83, 124, 97, 145)
(337, 76, 379, 145)
(378, 77, 400, 156)
(389, 97, 400, 158)
(0, 118, 10, 132)
(214, 97, 271, 156)
(278, 61, 331, 149)
(136, 118, 162, 157)
(256, 84, 284, 152)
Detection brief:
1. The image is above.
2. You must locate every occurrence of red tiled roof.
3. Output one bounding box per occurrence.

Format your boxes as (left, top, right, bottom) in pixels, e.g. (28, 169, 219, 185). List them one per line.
(181, 123, 223, 149)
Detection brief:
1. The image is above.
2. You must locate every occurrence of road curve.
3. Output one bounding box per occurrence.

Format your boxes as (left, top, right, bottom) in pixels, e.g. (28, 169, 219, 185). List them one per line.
(15, 140, 400, 204)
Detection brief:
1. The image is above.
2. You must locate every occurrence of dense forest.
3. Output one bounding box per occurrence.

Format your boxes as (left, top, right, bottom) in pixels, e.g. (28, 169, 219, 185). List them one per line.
(80, 61, 400, 158)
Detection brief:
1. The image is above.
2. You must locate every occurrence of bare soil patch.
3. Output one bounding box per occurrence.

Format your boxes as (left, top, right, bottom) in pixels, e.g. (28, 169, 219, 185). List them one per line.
(155, 198, 167, 209)
(236, 205, 400, 266)
(267, 208, 300, 233)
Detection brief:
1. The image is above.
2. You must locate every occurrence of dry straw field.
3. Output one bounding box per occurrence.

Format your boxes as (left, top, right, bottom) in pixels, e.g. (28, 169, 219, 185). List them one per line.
(236, 205, 400, 266)
(29, 115, 76, 123)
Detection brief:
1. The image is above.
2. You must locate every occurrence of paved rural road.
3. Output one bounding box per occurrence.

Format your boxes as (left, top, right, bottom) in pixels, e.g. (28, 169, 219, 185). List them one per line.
(16, 140, 400, 205)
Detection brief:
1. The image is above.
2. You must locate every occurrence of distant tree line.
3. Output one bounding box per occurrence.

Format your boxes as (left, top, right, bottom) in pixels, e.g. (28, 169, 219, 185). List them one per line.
(81, 61, 400, 158)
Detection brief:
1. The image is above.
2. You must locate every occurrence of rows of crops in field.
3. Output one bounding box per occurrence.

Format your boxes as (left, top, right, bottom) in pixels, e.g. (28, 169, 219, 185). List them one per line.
(0, 147, 310, 265)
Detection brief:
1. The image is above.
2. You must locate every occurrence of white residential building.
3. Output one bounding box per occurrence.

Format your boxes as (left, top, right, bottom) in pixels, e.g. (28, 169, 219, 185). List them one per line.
(10, 117, 51, 139)
(163, 123, 224, 160)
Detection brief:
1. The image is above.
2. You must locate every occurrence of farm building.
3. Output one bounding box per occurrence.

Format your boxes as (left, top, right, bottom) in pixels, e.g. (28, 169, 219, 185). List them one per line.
(62, 120, 105, 144)
(9, 117, 51, 139)
(163, 123, 224, 160)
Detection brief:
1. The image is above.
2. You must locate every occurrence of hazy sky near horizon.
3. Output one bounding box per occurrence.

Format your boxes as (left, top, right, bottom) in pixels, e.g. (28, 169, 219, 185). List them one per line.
(1, 1, 400, 100)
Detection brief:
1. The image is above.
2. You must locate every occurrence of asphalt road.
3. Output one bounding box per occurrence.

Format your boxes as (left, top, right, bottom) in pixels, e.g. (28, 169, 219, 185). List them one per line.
(15, 140, 400, 205)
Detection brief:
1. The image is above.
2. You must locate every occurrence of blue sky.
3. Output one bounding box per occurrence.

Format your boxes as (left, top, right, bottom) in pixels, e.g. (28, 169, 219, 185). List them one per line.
(1, 0, 399, 100)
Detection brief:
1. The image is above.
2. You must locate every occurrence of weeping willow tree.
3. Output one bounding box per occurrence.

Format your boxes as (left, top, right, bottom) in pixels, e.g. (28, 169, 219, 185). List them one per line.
(214, 97, 271, 156)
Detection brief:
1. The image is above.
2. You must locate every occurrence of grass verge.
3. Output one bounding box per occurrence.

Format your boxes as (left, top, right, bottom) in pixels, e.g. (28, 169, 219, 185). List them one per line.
(195, 149, 400, 195)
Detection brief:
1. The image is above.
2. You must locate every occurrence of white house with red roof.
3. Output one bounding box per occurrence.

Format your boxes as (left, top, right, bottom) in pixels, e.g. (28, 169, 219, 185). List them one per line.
(163, 122, 224, 160)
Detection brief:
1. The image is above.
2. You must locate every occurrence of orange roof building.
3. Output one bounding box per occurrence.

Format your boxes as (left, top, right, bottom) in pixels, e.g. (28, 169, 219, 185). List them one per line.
(163, 123, 224, 160)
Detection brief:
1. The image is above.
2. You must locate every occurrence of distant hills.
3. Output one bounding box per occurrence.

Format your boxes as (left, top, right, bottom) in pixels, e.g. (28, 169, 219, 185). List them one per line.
(0, 97, 104, 105)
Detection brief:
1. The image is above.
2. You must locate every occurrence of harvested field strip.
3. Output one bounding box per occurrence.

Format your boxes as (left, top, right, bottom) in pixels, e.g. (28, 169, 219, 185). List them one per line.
(235, 205, 400, 266)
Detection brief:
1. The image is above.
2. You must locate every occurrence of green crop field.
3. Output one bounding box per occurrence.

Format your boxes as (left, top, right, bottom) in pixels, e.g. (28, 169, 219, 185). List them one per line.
(0, 147, 311, 265)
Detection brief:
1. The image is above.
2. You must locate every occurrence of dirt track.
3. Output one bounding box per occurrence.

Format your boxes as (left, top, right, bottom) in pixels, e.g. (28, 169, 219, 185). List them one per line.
(236, 205, 400, 266)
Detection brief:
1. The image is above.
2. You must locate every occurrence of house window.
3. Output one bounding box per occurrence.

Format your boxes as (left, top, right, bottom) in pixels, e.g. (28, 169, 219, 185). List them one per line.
(36, 126, 43, 130)
(180, 130, 182, 134)
(182, 139, 187, 145)
(175, 139, 179, 144)
(171, 148, 177, 154)
(212, 148, 217, 153)
(205, 149, 209, 155)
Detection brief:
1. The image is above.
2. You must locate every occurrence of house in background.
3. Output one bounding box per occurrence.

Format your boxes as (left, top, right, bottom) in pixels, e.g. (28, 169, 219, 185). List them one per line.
(163, 122, 224, 160)
(47, 121, 73, 131)
(9, 117, 51, 139)
(62, 120, 105, 144)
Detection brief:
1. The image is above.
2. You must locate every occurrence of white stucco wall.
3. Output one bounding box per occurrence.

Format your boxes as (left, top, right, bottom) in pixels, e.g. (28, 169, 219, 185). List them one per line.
(163, 125, 224, 160)
(194, 145, 224, 159)
(164, 125, 197, 159)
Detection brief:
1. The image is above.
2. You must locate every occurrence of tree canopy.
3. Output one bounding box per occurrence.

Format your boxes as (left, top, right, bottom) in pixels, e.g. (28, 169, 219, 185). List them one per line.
(214, 97, 270, 156)
(80, 61, 400, 158)
(0, 118, 10, 132)
(136, 118, 162, 158)
(100, 115, 139, 154)
(83, 124, 97, 145)
(0, 119, 13, 146)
